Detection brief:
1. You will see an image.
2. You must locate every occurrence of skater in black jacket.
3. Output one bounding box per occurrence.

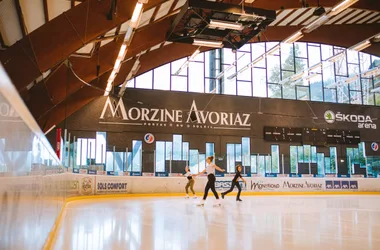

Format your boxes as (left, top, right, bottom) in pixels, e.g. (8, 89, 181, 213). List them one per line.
(221, 165, 246, 202)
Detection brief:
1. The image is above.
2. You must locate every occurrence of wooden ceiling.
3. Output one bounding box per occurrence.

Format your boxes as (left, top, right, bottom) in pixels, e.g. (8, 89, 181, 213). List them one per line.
(0, 0, 379, 132)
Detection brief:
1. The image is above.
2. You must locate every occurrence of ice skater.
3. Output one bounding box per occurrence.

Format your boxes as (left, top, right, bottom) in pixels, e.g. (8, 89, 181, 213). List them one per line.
(184, 166, 197, 199)
(197, 156, 225, 207)
(221, 165, 246, 202)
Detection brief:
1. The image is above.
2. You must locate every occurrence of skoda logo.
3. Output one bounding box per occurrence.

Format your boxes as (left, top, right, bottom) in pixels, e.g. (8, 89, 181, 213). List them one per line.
(144, 133, 155, 144)
(371, 142, 379, 152)
(324, 110, 335, 124)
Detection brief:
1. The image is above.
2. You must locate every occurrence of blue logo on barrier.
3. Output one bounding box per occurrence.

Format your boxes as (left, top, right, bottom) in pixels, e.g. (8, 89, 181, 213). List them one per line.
(88, 170, 97, 175)
(333, 181, 341, 189)
(265, 173, 277, 177)
(107, 171, 114, 175)
(350, 181, 358, 189)
(73, 168, 79, 173)
(326, 180, 333, 189)
(215, 181, 247, 190)
(326, 180, 359, 190)
(341, 181, 349, 189)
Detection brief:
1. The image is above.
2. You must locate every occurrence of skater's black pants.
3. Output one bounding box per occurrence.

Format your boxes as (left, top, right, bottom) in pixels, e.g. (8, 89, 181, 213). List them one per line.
(222, 181, 241, 200)
(203, 174, 219, 200)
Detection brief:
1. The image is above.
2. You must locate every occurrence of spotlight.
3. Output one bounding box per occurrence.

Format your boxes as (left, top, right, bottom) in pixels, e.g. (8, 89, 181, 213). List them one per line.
(313, 6, 326, 16)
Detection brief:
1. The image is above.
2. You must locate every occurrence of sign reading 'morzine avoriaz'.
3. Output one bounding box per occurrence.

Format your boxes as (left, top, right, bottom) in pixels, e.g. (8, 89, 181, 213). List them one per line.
(100, 97, 251, 128)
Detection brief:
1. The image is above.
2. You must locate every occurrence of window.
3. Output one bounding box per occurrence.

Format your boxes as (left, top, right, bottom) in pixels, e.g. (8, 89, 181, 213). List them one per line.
(290, 146, 298, 173)
(330, 147, 337, 174)
(242, 137, 250, 166)
(227, 144, 235, 173)
(235, 144, 242, 162)
(156, 141, 165, 172)
(132, 140, 142, 172)
(124, 42, 379, 107)
(206, 143, 214, 158)
(189, 149, 199, 173)
(297, 146, 304, 163)
(95, 132, 106, 164)
(173, 134, 182, 160)
(271, 145, 280, 173)
(182, 142, 189, 161)
(317, 153, 324, 175)
(165, 141, 172, 160)
(251, 155, 257, 173)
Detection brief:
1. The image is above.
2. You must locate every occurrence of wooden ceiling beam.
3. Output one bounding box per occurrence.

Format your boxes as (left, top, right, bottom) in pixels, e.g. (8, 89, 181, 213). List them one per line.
(14, 0, 27, 37)
(42, 0, 49, 23)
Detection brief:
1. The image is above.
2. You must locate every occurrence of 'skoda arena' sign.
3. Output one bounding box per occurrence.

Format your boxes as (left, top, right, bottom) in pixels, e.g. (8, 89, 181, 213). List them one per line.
(324, 110, 376, 129)
(100, 97, 251, 129)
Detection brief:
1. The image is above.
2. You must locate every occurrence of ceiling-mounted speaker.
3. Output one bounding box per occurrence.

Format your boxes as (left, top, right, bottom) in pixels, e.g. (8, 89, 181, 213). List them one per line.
(106, 0, 117, 20)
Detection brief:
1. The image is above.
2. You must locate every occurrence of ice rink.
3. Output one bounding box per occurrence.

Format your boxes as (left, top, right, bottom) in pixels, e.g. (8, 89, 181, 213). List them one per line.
(53, 195, 380, 250)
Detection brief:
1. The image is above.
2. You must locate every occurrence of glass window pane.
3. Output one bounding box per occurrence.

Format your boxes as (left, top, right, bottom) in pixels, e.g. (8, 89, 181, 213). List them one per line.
(251, 43, 266, 68)
(135, 71, 153, 89)
(87, 139, 96, 163)
(182, 142, 189, 161)
(155, 141, 165, 172)
(265, 155, 272, 173)
(199, 154, 206, 172)
(303, 145, 311, 163)
(154, 64, 170, 90)
(295, 42, 307, 58)
(311, 146, 317, 163)
(252, 67, 267, 97)
(237, 52, 251, 81)
(324, 88, 337, 103)
(227, 144, 235, 173)
(297, 86, 310, 100)
(242, 137, 250, 166)
(298, 146, 304, 163)
(132, 140, 142, 172)
(308, 44, 321, 66)
(251, 155, 257, 173)
(324, 157, 331, 174)
(317, 153, 324, 175)
(189, 62, 204, 93)
(206, 143, 214, 158)
(321, 44, 333, 60)
(258, 156, 265, 176)
(268, 84, 281, 98)
(173, 134, 182, 160)
(330, 147, 337, 174)
(281, 43, 294, 71)
(171, 58, 188, 76)
(223, 77, 237, 95)
(271, 145, 279, 173)
(106, 151, 113, 171)
(235, 144, 242, 162)
(310, 74, 323, 101)
(290, 146, 298, 173)
(171, 76, 187, 92)
(359, 52, 371, 71)
(165, 141, 172, 160)
(114, 152, 124, 172)
(189, 149, 198, 173)
(96, 132, 106, 164)
(237, 81, 252, 96)
(267, 55, 280, 83)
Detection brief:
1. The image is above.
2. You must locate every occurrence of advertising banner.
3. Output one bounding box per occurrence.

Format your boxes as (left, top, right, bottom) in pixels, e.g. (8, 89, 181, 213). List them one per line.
(95, 176, 129, 194)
